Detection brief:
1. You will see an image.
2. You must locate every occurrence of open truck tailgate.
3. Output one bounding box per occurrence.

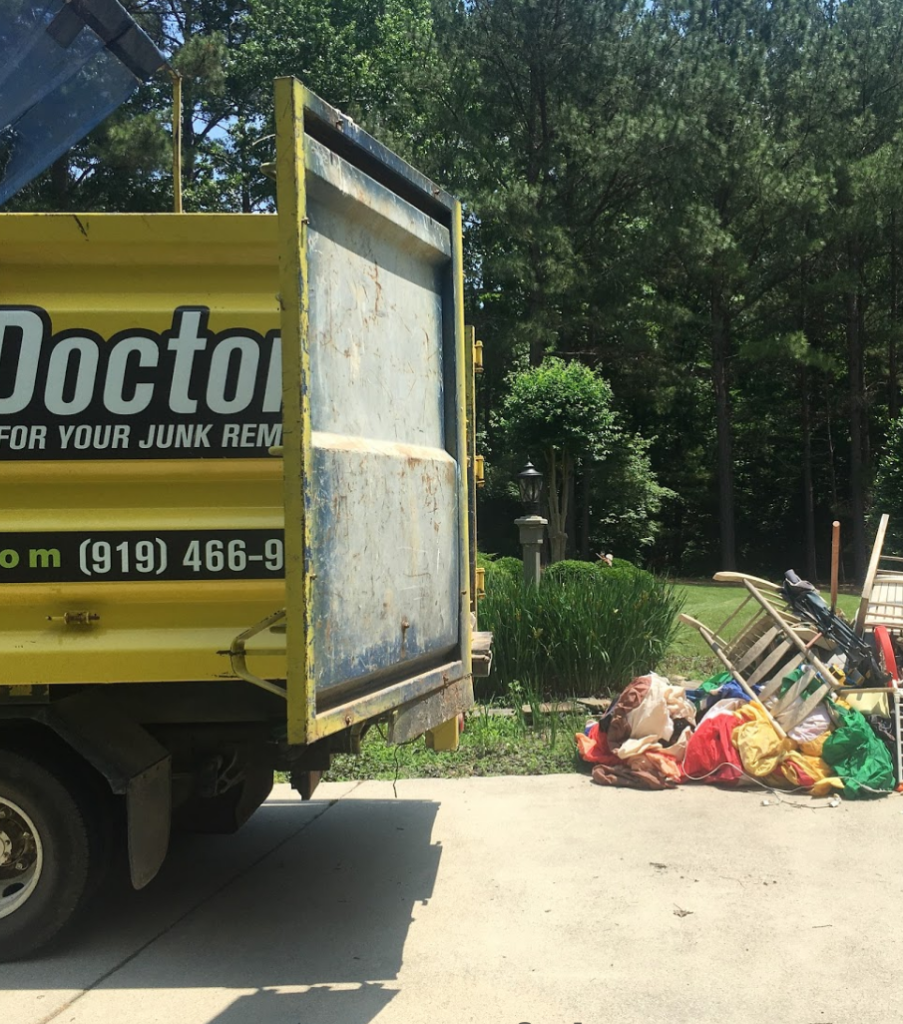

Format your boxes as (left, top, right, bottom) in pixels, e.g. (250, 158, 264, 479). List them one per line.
(241, 79, 472, 743)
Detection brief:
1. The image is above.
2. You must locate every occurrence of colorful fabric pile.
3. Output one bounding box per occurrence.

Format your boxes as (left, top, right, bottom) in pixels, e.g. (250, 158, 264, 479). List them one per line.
(576, 673, 695, 790)
(578, 670, 896, 798)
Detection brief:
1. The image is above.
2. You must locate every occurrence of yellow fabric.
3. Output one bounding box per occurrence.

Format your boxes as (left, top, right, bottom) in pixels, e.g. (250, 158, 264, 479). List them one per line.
(797, 731, 829, 758)
(810, 775, 844, 797)
(732, 704, 837, 791)
(780, 750, 834, 788)
(733, 703, 793, 778)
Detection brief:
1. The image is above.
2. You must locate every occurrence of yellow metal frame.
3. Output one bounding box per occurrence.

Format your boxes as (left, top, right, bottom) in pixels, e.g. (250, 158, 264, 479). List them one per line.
(464, 324, 479, 615)
(452, 200, 473, 678)
(274, 78, 316, 743)
(228, 607, 287, 698)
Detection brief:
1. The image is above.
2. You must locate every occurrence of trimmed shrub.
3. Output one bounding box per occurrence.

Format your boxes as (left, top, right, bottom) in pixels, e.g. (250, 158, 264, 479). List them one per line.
(478, 569, 683, 699)
(490, 556, 524, 581)
(540, 557, 653, 587)
(478, 553, 523, 585)
(541, 559, 601, 586)
(598, 557, 653, 586)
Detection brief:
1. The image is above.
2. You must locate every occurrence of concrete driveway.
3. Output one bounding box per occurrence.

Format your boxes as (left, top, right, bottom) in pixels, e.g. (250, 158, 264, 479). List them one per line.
(3, 774, 902, 1024)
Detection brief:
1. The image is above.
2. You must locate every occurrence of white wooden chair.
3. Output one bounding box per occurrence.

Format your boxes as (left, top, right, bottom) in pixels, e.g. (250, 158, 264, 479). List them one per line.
(855, 514, 903, 639)
(680, 573, 836, 737)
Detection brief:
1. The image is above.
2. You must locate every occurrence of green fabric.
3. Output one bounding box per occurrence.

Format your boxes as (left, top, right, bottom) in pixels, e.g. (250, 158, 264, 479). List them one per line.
(775, 666, 804, 699)
(689, 671, 734, 708)
(775, 665, 826, 701)
(822, 702, 895, 798)
(698, 671, 733, 694)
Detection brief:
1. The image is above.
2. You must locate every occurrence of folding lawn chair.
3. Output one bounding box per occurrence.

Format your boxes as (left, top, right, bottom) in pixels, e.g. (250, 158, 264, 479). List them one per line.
(680, 573, 837, 738)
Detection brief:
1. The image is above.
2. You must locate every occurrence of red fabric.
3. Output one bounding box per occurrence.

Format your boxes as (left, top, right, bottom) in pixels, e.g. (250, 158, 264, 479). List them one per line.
(682, 713, 746, 785)
(576, 723, 620, 766)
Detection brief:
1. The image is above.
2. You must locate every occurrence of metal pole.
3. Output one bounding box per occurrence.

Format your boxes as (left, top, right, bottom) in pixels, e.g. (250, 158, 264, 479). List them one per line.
(830, 520, 840, 614)
(170, 70, 183, 214)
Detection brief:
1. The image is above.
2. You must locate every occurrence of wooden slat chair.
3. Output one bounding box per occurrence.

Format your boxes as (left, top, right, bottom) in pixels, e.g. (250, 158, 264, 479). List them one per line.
(680, 573, 836, 738)
(855, 514, 903, 638)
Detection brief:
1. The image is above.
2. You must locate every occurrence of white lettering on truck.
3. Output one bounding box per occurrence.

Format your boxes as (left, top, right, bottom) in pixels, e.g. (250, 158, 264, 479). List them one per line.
(103, 336, 158, 414)
(0, 306, 282, 419)
(0, 308, 43, 415)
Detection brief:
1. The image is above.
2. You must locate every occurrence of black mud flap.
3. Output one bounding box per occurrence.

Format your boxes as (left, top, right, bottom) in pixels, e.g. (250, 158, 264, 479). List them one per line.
(39, 693, 172, 890)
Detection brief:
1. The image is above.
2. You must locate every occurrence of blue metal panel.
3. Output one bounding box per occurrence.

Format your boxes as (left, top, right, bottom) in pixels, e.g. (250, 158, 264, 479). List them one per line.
(303, 136, 460, 696)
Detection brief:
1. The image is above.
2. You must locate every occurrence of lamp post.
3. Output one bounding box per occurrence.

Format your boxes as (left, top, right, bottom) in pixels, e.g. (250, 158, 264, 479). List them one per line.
(515, 461, 547, 585)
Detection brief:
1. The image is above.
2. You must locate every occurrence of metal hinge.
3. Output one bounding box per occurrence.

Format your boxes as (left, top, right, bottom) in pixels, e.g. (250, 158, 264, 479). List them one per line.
(46, 611, 100, 626)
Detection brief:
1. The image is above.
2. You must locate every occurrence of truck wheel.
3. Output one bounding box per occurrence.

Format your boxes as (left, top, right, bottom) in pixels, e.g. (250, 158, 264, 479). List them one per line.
(0, 751, 91, 962)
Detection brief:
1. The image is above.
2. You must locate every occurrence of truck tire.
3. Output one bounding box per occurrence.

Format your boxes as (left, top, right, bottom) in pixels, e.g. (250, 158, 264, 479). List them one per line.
(0, 750, 91, 962)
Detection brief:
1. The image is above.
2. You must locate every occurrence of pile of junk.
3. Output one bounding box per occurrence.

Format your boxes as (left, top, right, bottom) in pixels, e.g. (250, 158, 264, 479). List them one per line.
(578, 515, 903, 798)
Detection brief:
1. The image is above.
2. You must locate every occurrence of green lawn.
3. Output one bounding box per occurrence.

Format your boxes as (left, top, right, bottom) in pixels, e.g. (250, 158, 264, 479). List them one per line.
(322, 706, 588, 782)
(662, 581, 861, 681)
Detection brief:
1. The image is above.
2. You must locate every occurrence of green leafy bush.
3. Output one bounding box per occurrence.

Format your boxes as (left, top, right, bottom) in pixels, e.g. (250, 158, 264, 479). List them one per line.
(478, 570, 683, 699)
(489, 556, 523, 581)
(478, 552, 523, 584)
(541, 559, 601, 585)
(598, 557, 654, 585)
(540, 557, 653, 587)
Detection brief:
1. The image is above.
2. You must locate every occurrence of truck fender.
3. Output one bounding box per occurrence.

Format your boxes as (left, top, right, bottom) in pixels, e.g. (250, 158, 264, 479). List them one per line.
(4, 694, 172, 890)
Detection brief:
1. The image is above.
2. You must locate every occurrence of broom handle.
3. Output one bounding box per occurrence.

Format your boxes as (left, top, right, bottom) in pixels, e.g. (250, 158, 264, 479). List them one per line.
(830, 520, 840, 614)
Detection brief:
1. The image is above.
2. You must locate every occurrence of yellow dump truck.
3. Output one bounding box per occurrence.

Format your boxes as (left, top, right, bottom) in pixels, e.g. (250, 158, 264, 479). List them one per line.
(0, 79, 484, 959)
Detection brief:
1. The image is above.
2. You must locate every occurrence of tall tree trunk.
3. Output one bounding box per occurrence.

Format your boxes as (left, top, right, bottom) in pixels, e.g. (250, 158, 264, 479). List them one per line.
(799, 267, 817, 581)
(181, 84, 196, 186)
(825, 385, 842, 583)
(847, 277, 867, 581)
(711, 285, 736, 569)
(528, 252, 546, 367)
(50, 155, 69, 205)
(859, 286, 870, 471)
(579, 467, 592, 560)
(826, 387, 839, 512)
(565, 468, 577, 558)
(801, 365, 817, 581)
(546, 449, 569, 562)
(891, 209, 899, 421)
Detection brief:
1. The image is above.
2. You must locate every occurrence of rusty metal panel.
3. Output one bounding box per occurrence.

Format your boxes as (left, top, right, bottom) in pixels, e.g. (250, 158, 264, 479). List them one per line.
(304, 135, 459, 697)
(311, 436, 459, 693)
(387, 674, 474, 746)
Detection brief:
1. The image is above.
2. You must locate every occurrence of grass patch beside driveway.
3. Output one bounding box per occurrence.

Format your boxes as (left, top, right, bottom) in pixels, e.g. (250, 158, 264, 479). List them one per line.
(324, 702, 588, 782)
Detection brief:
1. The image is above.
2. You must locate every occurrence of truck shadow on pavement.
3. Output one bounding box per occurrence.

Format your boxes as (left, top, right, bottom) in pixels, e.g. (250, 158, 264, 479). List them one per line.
(3, 794, 441, 1024)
